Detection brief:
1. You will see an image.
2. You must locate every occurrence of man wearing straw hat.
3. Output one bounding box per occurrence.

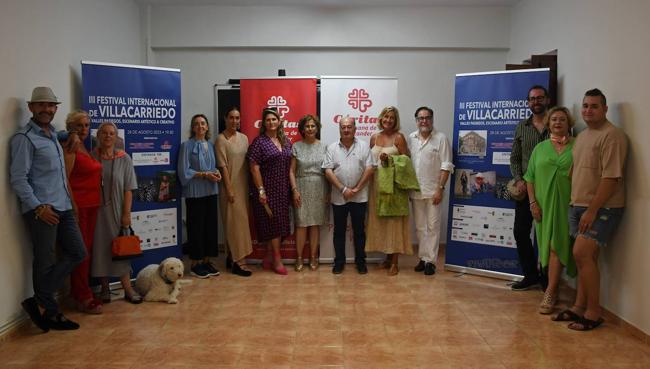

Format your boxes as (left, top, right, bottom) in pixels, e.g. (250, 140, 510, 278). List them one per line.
(10, 87, 86, 332)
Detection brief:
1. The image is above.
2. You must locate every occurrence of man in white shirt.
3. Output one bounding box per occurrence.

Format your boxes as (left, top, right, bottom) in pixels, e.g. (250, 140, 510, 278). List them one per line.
(322, 117, 375, 274)
(408, 107, 454, 275)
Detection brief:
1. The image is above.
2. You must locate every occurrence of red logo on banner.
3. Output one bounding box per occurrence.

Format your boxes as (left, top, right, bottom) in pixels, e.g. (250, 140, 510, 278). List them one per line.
(347, 88, 372, 112)
(266, 96, 290, 117)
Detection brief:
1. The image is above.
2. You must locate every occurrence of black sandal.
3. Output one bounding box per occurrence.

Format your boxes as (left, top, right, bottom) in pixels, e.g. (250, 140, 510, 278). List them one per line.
(568, 316, 604, 331)
(552, 309, 582, 322)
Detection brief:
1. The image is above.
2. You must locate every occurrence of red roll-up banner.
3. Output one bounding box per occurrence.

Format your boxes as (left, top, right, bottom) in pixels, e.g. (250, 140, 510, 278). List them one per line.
(240, 78, 318, 259)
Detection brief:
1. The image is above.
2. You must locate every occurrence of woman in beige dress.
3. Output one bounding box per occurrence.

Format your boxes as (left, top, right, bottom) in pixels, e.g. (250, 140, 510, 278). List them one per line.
(365, 106, 413, 275)
(216, 107, 253, 277)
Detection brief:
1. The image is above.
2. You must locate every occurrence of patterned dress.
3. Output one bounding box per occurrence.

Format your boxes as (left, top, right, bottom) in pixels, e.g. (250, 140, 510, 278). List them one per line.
(292, 141, 329, 227)
(247, 135, 292, 242)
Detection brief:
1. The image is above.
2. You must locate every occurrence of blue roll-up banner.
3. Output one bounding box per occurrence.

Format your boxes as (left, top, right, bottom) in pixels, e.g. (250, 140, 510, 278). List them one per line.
(446, 68, 549, 280)
(82, 61, 183, 275)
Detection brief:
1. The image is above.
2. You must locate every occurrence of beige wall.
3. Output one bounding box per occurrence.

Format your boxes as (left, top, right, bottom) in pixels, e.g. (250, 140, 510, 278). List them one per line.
(0, 0, 143, 333)
(509, 0, 650, 334)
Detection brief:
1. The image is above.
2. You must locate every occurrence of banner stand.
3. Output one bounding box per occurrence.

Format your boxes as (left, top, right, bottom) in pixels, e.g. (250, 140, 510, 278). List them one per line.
(82, 61, 183, 276)
(445, 68, 550, 281)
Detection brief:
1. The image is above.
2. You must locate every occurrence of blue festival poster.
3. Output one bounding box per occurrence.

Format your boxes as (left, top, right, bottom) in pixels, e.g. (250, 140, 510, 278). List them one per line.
(446, 68, 549, 278)
(82, 61, 183, 273)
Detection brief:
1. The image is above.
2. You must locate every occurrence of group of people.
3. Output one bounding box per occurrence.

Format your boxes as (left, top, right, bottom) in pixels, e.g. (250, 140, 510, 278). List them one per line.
(179, 104, 452, 278)
(13, 83, 626, 334)
(11, 87, 142, 332)
(203, 105, 452, 277)
(510, 86, 628, 331)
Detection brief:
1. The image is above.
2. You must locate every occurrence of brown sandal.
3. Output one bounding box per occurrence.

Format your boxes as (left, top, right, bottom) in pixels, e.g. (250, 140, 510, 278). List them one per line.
(552, 309, 582, 322)
(568, 316, 604, 331)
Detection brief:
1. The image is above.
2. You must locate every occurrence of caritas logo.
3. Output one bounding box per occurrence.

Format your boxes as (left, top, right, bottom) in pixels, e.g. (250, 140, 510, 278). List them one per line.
(266, 96, 290, 117)
(254, 96, 299, 134)
(347, 88, 372, 112)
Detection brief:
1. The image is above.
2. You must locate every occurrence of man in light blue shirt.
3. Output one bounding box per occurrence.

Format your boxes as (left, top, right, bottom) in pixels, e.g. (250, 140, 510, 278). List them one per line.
(10, 87, 86, 332)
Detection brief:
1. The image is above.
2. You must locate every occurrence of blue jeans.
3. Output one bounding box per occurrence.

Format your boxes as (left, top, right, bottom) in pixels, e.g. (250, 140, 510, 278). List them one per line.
(569, 206, 624, 247)
(23, 209, 86, 316)
(332, 202, 367, 267)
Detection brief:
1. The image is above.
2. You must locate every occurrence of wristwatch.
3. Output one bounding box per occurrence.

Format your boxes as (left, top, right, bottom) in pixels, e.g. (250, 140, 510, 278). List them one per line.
(258, 186, 266, 196)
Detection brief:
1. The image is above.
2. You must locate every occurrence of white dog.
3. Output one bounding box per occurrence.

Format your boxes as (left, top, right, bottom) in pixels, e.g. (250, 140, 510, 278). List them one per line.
(135, 257, 186, 304)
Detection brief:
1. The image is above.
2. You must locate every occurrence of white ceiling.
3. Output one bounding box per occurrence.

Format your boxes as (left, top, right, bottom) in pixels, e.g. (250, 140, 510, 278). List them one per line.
(135, 0, 520, 6)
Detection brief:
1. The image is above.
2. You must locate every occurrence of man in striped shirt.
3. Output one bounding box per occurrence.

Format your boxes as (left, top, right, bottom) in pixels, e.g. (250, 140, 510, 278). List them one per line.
(509, 85, 549, 290)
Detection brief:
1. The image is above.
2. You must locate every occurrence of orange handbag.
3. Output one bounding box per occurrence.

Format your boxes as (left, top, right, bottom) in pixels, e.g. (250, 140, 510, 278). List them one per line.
(111, 227, 143, 260)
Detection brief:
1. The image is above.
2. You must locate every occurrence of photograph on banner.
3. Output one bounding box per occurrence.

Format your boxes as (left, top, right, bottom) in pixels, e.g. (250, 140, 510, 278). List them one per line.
(320, 78, 398, 145)
(458, 130, 487, 157)
(82, 61, 183, 272)
(239, 78, 317, 259)
(135, 170, 178, 203)
(446, 69, 549, 277)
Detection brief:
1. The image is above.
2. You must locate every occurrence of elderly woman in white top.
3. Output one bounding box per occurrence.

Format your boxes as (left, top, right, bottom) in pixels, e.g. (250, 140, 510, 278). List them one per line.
(178, 114, 222, 279)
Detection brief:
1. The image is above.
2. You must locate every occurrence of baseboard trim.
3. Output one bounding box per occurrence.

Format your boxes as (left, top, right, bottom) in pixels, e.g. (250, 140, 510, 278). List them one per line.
(0, 314, 28, 342)
(602, 307, 650, 345)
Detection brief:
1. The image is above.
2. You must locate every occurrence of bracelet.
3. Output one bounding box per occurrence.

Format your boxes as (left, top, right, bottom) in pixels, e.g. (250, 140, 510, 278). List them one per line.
(34, 204, 49, 219)
(341, 186, 348, 193)
(529, 200, 537, 206)
(258, 188, 266, 196)
(291, 187, 298, 192)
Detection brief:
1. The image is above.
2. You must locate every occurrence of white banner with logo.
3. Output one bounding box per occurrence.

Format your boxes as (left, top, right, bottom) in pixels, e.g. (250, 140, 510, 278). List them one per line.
(320, 77, 398, 145)
(319, 77, 398, 262)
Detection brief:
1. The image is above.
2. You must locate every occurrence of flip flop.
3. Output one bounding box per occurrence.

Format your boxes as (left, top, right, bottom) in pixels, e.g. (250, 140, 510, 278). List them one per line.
(568, 316, 604, 331)
(552, 309, 582, 322)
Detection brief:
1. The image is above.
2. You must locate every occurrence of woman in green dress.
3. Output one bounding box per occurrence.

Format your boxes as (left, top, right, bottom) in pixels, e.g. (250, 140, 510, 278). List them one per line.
(524, 106, 576, 315)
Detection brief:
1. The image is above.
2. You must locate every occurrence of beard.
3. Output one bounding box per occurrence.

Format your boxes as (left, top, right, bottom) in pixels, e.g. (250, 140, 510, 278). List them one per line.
(419, 125, 433, 134)
(34, 112, 54, 125)
(530, 104, 546, 115)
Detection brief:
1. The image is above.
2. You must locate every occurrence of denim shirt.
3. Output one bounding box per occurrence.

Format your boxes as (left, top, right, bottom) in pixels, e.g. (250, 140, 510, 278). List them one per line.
(178, 138, 219, 198)
(10, 120, 72, 213)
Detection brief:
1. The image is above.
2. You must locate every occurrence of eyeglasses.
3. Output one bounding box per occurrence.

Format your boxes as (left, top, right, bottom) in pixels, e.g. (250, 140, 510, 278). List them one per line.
(416, 116, 433, 122)
(528, 96, 547, 102)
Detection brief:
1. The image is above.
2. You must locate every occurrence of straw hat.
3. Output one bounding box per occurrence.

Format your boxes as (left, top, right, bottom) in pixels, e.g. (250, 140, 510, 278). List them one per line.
(28, 87, 61, 104)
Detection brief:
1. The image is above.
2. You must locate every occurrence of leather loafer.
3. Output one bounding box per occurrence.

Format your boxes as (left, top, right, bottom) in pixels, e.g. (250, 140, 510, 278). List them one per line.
(424, 262, 436, 275)
(44, 313, 79, 331)
(356, 263, 368, 274)
(414, 260, 425, 272)
(332, 264, 344, 274)
(21, 297, 49, 333)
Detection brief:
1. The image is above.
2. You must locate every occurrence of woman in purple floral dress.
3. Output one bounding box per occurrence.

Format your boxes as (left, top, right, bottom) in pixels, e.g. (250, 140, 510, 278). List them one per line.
(247, 108, 292, 275)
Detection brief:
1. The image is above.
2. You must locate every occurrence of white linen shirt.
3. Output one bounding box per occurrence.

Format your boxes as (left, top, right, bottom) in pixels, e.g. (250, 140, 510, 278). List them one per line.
(322, 138, 375, 205)
(407, 130, 454, 199)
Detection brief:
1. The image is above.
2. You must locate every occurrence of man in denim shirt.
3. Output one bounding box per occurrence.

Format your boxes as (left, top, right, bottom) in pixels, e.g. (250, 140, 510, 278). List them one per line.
(10, 87, 86, 332)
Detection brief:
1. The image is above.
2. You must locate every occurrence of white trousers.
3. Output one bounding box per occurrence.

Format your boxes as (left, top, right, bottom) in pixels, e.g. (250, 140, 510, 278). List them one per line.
(411, 198, 442, 263)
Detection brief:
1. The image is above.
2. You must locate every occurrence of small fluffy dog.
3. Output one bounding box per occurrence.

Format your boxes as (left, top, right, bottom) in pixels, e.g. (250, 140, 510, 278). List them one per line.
(135, 257, 185, 304)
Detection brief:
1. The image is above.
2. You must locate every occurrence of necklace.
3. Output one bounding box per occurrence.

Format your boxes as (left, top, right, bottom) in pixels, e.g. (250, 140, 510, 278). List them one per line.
(550, 134, 569, 145)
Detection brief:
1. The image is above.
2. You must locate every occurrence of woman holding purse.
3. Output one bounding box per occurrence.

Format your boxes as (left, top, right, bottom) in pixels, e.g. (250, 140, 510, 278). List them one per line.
(91, 122, 142, 304)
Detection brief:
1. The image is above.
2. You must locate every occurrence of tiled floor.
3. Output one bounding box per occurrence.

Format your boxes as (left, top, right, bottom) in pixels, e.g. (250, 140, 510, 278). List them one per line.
(1, 254, 649, 369)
